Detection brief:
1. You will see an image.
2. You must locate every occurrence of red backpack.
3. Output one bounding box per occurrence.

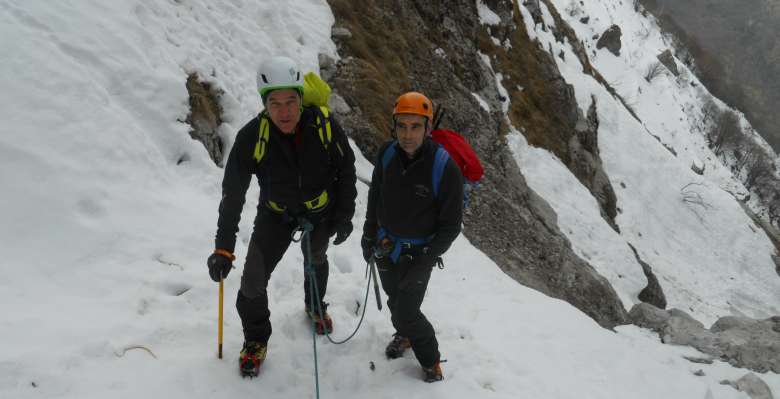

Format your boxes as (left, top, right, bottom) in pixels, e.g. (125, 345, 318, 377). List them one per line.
(430, 129, 484, 183)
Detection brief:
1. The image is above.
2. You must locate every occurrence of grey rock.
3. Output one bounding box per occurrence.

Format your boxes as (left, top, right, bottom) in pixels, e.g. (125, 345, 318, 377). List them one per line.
(596, 25, 622, 56)
(715, 317, 780, 373)
(634, 307, 780, 374)
(662, 313, 718, 354)
(733, 373, 774, 399)
(331, 27, 352, 39)
(693, 369, 706, 376)
(318, 53, 338, 81)
(185, 73, 223, 165)
(657, 49, 680, 77)
(710, 315, 754, 333)
(629, 303, 670, 332)
(568, 97, 620, 232)
(683, 356, 714, 364)
(668, 308, 703, 326)
(328, 93, 351, 114)
(628, 243, 666, 309)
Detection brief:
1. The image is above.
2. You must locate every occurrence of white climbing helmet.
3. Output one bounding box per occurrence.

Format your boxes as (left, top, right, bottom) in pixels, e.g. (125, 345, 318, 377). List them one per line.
(256, 56, 304, 101)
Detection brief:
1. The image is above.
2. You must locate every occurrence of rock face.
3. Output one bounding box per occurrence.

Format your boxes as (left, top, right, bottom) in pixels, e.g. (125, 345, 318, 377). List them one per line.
(596, 25, 622, 56)
(568, 97, 620, 233)
(731, 373, 774, 399)
(721, 373, 775, 399)
(628, 244, 667, 309)
(185, 73, 223, 164)
(630, 304, 780, 373)
(657, 49, 680, 77)
(523, 0, 544, 25)
(326, 0, 628, 328)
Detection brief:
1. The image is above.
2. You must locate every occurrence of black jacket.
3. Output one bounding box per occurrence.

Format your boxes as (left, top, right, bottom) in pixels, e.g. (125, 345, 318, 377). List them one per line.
(215, 106, 357, 252)
(363, 138, 463, 258)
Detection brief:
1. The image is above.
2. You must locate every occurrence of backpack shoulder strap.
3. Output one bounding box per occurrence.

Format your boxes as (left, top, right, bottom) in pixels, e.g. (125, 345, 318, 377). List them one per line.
(254, 113, 270, 163)
(312, 105, 345, 158)
(381, 141, 398, 173)
(432, 146, 451, 198)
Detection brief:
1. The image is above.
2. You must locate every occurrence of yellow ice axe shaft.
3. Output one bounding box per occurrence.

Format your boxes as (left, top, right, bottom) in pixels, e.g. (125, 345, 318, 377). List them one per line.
(218, 278, 224, 359)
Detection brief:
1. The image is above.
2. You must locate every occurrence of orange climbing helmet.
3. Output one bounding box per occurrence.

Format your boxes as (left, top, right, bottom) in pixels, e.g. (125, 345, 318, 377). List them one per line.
(393, 92, 433, 121)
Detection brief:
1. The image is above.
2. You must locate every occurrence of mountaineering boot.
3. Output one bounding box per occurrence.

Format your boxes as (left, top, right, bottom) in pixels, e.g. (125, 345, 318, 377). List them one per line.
(305, 305, 333, 335)
(385, 333, 411, 359)
(239, 341, 267, 378)
(422, 361, 443, 383)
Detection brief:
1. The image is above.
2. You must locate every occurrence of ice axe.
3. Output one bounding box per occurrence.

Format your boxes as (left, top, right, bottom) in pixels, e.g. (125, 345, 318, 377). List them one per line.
(368, 256, 382, 311)
(218, 277, 224, 359)
(368, 238, 394, 311)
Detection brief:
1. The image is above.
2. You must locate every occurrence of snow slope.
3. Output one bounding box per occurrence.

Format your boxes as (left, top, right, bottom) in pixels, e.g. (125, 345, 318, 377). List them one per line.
(1, 1, 778, 398)
(507, 0, 780, 325)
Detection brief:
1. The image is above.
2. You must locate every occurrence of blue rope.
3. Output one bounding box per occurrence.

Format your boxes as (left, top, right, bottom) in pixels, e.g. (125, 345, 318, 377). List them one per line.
(299, 218, 381, 399)
(301, 220, 320, 399)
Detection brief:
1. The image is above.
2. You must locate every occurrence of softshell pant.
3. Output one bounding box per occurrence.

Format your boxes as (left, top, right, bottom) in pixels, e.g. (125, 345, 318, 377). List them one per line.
(236, 210, 331, 344)
(377, 255, 440, 368)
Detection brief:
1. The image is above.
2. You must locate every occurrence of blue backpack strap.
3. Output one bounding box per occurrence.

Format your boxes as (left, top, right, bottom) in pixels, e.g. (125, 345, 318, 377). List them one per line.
(381, 141, 398, 173)
(432, 146, 450, 198)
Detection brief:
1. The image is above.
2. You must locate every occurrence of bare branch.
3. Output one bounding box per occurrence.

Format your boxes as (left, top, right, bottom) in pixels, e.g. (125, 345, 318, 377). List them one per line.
(680, 182, 713, 223)
(644, 61, 665, 83)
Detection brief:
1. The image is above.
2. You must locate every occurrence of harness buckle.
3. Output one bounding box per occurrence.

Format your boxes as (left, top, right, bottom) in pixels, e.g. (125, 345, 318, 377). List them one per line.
(303, 190, 329, 212)
(374, 238, 393, 259)
(265, 189, 329, 215)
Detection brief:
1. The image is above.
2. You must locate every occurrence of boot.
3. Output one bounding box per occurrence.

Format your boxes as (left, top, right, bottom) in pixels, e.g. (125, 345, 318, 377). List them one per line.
(385, 333, 411, 359)
(239, 341, 267, 378)
(422, 361, 443, 383)
(305, 305, 333, 335)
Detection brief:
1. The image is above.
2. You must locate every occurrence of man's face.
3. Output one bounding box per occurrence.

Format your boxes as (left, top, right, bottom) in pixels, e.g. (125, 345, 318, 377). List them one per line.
(266, 89, 301, 134)
(394, 113, 428, 156)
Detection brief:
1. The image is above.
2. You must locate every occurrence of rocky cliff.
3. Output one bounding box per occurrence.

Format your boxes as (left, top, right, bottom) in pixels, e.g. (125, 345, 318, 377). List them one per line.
(324, 0, 636, 328)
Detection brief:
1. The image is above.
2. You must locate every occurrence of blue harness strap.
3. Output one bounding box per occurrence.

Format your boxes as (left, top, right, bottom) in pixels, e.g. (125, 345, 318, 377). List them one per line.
(377, 227, 433, 264)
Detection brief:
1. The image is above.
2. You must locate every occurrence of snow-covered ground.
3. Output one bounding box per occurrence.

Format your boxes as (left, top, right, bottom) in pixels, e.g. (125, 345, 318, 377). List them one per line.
(1, 1, 778, 398)
(506, 0, 780, 325)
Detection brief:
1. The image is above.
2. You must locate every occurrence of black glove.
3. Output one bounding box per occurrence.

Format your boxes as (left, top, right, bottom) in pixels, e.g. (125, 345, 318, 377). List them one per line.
(207, 251, 233, 282)
(331, 220, 353, 245)
(361, 236, 375, 263)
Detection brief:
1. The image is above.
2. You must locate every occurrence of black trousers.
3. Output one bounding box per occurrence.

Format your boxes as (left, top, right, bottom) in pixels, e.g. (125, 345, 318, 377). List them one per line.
(236, 209, 331, 344)
(377, 255, 440, 368)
